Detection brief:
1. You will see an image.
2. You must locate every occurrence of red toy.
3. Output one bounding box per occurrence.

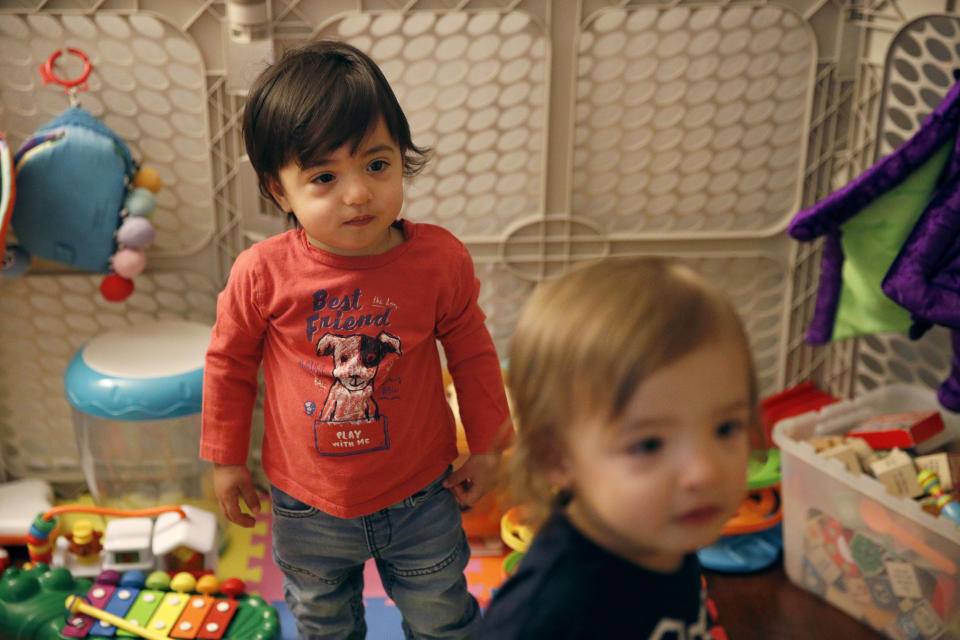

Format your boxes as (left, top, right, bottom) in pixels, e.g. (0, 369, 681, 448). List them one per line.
(0, 132, 14, 258)
(759, 382, 839, 445)
(847, 410, 945, 449)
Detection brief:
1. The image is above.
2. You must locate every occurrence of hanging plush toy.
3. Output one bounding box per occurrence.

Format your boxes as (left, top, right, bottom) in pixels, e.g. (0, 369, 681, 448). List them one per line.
(2, 48, 161, 302)
(788, 78, 960, 410)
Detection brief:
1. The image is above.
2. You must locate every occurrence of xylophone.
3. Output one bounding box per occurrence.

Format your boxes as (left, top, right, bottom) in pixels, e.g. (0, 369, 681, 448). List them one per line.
(0, 563, 279, 640)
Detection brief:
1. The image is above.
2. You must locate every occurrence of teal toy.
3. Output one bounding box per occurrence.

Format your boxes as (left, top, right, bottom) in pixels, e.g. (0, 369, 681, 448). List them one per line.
(3, 49, 161, 302)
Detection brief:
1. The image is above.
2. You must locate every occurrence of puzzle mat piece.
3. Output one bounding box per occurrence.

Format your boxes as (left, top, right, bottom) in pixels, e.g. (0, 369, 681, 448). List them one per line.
(242, 493, 286, 599)
(273, 596, 403, 640)
(273, 575, 501, 640)
(216, 493, 270, 588)
(267, 555, 503, 639)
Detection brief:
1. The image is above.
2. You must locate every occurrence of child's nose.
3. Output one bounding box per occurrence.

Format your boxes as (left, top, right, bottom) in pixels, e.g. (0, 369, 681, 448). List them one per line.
(343, 175, 373, 205)
(679, 445, 723, 490)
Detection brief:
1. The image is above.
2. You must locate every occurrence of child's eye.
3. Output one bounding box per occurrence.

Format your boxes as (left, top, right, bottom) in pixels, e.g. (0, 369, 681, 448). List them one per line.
(313, 172, 335, 184)
(716, 420, 744, 438)
(369, 159, 389, 172)
(627, 437, 662, 456)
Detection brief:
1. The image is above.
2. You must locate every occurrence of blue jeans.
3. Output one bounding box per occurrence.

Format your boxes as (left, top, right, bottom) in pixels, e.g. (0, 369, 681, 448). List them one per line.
(271, 470, 479, 639)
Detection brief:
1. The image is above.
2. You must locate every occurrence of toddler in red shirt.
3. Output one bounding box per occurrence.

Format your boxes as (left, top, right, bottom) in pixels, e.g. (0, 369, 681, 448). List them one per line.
(200, 40, 512, 639)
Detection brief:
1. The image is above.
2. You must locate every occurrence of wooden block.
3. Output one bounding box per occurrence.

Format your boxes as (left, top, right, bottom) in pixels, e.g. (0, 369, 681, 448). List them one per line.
(804, 513, 828, 547)
(864, 575, 900, 611)
(885, 561, 924, 600)
(914, 452, 960, 491)
(870, 449, 922, 498)
(820, 442, 863, 474)
(808, 436, 845, 452)
(844, 436, 877, 466)
(896, 600, 946, 640)
(806, 545, 843, 584)
(849, 533, 886, 576)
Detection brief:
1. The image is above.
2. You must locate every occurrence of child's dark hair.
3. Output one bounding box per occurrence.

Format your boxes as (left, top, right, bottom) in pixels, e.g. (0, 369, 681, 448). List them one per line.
(242, 40, 430, 217)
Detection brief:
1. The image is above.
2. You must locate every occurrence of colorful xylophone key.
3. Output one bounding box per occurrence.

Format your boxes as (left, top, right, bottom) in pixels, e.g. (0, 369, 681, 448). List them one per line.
(169, 594, 215, 639)
(58, 569, 250, 640)
(195, 597, 239, 640)
(143, 590, 191, 636)
(61, 577, 117, 638)
(88, 588, 137, 637)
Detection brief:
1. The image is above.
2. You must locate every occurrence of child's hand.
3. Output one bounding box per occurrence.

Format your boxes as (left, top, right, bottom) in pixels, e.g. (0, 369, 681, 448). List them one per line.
(213, 463, 261, 528)
(443, 452, 501, 508)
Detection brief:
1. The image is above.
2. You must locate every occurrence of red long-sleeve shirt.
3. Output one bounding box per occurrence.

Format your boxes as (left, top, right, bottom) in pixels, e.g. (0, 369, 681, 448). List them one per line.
(200, 221, 512, 517)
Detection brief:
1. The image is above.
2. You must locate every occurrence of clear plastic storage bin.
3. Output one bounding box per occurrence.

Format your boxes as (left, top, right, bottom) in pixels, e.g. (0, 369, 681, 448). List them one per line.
(773, 384, 960, 639)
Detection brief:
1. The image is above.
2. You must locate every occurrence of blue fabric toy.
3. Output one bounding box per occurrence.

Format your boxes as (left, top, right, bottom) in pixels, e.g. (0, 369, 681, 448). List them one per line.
(8, 105, 159, 300)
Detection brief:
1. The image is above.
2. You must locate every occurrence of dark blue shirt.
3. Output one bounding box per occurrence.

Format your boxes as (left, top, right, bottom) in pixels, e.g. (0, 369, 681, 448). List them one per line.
(480, 511, 714, 639)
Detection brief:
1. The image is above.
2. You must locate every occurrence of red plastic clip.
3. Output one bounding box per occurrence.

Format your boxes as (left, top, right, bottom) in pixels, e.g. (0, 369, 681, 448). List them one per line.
(39, 48, 92, 93)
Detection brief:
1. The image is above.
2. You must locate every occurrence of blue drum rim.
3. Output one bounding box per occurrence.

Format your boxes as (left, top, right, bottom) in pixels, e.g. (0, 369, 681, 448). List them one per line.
(64, 349, 203, 420)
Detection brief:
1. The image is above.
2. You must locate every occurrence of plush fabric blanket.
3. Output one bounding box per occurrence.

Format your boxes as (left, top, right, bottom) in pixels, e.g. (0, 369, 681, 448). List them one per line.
(788, 79, 960, 410)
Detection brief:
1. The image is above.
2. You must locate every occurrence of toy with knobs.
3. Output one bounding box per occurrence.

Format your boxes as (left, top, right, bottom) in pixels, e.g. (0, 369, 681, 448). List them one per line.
(1, 564, 278, 639)
(0, 502, 280, 639)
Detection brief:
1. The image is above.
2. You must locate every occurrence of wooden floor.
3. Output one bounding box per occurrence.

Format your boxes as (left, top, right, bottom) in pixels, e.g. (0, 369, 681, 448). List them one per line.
(706, 563, 885, 639)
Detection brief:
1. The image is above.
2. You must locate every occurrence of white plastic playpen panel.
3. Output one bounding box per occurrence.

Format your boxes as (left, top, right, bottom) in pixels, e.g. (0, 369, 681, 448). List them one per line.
(0, 0, 952, 485)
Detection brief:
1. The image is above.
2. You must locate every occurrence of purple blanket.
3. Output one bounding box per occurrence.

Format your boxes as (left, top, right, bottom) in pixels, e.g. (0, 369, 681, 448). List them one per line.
(788, 79, 960, 410)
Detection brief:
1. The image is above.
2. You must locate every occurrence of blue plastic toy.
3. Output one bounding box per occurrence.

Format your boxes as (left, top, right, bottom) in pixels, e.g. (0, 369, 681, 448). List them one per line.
(699, 449, 784, 573)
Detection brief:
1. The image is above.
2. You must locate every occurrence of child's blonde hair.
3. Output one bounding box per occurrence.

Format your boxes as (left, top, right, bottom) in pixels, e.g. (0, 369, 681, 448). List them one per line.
(505, 257, 757, 525)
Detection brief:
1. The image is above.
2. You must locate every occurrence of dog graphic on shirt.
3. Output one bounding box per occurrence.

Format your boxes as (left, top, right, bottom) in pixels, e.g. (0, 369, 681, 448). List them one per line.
(316, 331, 401, 422)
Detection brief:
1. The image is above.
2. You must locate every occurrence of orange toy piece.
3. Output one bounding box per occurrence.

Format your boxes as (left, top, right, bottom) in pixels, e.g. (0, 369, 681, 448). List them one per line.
(41, 504, 187, 521)
(720, 486, 782, 536)
(460, 493, 506, 553)
(499, 506, 536, 579)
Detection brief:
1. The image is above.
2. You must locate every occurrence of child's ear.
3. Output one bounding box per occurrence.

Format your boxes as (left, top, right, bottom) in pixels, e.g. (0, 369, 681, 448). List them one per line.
(266, 177, 291, 212)
(548, 467, 572, 493)
(543, 444, 573, 493)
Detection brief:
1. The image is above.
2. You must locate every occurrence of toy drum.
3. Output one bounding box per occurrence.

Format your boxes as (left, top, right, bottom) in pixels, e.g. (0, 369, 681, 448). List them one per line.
(64, 321, 214, 513)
